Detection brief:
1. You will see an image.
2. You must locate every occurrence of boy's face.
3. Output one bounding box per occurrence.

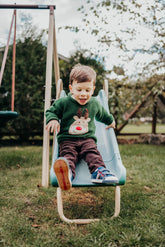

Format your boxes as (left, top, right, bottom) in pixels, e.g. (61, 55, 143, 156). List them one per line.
(69, 80, 95, 105)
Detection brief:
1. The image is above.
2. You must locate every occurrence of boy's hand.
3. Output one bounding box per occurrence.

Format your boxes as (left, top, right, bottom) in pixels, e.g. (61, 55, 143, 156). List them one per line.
(46, 120, 60, 133)
(106, 120, 116, 130)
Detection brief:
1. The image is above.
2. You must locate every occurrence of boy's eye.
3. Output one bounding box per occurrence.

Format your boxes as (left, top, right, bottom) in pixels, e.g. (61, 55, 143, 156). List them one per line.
(77, 89, 81, 92)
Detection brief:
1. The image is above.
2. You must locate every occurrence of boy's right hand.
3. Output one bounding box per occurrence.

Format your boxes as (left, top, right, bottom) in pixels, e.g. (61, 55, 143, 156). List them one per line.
(46, 120, 60, 133)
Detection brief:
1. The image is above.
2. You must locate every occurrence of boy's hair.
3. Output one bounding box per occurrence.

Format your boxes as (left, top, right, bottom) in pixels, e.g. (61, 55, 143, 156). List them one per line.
(69, 64, 96, 85)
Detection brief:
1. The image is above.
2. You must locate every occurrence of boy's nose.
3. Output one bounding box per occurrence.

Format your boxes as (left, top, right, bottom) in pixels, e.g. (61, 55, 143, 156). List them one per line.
(80, 90, 86, 96)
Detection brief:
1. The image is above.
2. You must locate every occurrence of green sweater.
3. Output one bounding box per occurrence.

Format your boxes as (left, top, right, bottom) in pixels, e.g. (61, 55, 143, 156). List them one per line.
(46, 94, 114, 143)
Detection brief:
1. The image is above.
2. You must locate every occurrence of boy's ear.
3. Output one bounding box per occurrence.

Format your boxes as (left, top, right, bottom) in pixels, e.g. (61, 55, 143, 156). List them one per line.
(69, 84, 72, 91)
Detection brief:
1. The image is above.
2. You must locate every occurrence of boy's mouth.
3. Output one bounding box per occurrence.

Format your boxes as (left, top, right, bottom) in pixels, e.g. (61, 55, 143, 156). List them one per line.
(79, 98, 87, 104)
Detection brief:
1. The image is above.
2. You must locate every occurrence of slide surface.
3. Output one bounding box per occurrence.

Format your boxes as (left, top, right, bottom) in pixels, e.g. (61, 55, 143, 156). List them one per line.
(50, 90, 126, 187)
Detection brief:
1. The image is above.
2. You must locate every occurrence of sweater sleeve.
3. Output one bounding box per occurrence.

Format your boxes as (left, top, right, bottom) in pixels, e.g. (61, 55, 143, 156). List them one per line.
(45, 99, 63, 124)
(95, 100, 114, 125)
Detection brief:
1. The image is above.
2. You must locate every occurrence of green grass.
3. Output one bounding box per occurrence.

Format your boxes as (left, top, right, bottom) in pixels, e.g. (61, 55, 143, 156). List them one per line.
(0, 145, 165, 247)
(121, 123, 165, 134)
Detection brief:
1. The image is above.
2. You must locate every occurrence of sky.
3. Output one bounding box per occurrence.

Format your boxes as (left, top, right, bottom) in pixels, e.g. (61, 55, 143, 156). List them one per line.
(0, 0, 164, 78)
(0, 0, 82, 56)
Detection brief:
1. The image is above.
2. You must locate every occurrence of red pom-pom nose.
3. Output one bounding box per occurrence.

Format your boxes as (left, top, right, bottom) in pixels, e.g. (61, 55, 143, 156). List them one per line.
(76, 126, 82, 130)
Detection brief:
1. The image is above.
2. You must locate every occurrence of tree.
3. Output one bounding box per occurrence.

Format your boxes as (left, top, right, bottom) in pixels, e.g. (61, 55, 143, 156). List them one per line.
(108, 74, 165, 128)
(0, 27, 47, 140)
(63, 0, 165, 78)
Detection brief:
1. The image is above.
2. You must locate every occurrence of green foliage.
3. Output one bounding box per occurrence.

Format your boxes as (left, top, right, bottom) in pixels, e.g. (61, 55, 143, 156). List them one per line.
(108, 74, 165, 125)
(0, 27, 46, 140)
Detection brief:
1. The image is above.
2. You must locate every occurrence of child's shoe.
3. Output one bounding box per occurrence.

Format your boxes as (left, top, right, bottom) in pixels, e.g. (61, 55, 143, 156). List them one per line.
(91, 167, 119, 184)
(54, 157, 73, 190)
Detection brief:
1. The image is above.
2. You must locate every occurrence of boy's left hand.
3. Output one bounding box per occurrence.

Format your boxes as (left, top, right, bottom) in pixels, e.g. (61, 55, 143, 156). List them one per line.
(106, 120, 116, 130)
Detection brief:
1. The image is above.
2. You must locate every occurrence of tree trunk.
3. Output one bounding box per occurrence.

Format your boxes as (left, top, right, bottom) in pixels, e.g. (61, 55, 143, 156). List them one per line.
(152, 95, 157, 134)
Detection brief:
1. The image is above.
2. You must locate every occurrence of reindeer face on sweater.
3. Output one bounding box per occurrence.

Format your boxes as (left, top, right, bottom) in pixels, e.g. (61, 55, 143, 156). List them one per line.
(69, 108, 91, 135)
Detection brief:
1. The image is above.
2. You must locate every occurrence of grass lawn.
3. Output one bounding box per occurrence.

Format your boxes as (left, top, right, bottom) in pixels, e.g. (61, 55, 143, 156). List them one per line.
(0, 145, 165, 247)
(120, 123, 165, 134)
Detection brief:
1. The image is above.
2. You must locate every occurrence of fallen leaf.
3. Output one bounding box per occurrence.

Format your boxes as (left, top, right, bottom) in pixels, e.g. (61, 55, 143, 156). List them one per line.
(32, 224, 40, 228)
(41, 192, 47, 196)
(144, 186, 151, 191)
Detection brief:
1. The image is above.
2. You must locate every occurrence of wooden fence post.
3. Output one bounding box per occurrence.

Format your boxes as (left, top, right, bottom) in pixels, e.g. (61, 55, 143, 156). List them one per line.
(152, 95, 158, 134)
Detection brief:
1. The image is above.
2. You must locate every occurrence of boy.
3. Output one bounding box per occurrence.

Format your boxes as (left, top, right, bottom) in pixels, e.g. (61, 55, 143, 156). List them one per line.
(46, 64, 118, 190)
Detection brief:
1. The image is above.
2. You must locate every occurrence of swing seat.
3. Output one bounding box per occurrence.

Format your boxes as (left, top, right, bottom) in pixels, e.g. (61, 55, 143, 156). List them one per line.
(0, 111, 18, 120)
(50, 89, 126, 224)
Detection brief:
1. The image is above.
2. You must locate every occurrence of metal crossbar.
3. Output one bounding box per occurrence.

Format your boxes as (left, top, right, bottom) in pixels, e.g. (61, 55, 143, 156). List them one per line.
(0, 4, 56, 9)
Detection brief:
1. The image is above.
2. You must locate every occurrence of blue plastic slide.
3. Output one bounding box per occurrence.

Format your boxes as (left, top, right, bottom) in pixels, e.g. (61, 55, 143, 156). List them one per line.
(50, 89, 126, 187)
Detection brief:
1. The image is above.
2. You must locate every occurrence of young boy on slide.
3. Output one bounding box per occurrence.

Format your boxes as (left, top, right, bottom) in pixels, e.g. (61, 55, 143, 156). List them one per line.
(46, 64, 118, 190)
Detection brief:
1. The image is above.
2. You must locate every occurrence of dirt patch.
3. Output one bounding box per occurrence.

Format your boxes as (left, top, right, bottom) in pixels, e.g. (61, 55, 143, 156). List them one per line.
(61, 188, 99, 206)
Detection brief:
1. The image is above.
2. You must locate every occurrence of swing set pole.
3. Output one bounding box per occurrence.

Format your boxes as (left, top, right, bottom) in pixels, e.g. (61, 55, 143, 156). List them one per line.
(42, 6, 60, 187)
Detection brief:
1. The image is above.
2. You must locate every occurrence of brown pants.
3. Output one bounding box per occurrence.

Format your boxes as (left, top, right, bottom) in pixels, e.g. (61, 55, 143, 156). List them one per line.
(59, 138, 106, 178)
